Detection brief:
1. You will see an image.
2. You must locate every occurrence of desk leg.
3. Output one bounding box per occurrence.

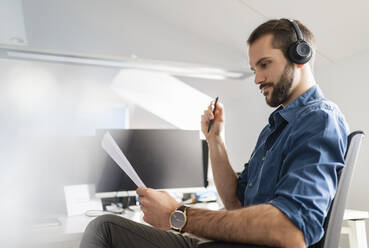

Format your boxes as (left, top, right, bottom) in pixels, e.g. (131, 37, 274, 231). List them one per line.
(347, 220, 368, 248)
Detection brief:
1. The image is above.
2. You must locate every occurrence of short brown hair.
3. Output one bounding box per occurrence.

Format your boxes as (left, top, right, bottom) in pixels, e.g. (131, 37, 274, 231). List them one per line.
(247, 19, 316, 69)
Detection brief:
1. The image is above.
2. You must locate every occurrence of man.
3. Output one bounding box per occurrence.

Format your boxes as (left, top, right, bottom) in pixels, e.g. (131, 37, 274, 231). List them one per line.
(80, 19, 348, 248)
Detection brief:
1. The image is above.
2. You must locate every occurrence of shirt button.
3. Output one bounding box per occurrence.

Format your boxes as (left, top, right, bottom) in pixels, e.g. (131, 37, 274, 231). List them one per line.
(262, 156, 266, 161)
(248, 182, 253, 187)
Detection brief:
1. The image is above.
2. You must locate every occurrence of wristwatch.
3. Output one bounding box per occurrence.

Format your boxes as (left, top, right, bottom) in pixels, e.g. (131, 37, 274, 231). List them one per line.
(169, 205, 188, 232)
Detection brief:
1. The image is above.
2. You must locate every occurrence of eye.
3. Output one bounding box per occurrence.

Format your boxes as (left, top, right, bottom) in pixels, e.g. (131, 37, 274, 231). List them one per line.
(260, 60, 271, 70)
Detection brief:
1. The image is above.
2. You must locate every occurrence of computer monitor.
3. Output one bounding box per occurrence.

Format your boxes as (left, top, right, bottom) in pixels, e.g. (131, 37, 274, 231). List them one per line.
(94, 129, 207, 198)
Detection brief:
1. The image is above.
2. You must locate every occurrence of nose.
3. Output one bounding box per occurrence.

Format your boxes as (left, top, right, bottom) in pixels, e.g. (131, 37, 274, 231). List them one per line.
(254, 71, 266, 85)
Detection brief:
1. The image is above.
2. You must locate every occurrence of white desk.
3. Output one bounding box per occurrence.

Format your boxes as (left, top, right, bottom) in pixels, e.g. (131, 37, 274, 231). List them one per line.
(28, 206, 142, 247)
(342, 209, 369, 248)
(29, 206, 368, 248)
(29, 203, 219, 247)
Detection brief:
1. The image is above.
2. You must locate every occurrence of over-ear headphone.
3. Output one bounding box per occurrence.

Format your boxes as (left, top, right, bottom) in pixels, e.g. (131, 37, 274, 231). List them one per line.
(283, 19, 312, 64)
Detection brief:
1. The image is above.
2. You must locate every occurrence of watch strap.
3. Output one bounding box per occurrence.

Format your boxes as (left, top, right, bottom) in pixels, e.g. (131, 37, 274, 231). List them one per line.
(177, 205, 187, 212)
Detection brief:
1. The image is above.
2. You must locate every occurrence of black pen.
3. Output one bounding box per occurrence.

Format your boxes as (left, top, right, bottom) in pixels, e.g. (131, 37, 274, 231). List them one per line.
(208, 97, 219, 133)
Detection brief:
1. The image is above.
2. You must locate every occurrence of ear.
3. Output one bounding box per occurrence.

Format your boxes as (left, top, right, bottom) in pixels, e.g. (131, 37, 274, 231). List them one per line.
(296, 64, 304, 69)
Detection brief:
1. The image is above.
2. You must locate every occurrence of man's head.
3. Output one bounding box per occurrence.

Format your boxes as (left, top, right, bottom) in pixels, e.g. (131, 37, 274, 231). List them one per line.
(247, 19, 316, 107)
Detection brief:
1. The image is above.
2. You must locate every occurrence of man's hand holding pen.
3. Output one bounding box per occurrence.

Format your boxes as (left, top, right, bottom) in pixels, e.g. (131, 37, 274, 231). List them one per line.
(201, 97, 225, 141)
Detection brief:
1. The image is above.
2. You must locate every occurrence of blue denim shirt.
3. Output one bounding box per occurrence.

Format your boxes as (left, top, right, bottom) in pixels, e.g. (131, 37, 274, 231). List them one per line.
(236, 85, 349, 246)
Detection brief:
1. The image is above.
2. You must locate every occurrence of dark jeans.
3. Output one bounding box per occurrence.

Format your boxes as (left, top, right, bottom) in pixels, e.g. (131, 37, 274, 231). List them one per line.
(80, 214, 271, 248)
(79, 214, 201, 248)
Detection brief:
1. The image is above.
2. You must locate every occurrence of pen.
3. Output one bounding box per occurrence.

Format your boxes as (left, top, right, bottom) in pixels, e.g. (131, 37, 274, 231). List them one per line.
(208, 97, 219, 133)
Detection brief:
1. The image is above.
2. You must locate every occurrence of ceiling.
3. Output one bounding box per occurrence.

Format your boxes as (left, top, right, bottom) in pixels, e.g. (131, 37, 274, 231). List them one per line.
(17, 0, 369, 73)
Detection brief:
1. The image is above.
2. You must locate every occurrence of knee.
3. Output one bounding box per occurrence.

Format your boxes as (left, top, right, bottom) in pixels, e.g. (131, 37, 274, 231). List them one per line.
(91, 214, 120, 226)
(81, 214, 121, 248)
(85, 214, 119, 233)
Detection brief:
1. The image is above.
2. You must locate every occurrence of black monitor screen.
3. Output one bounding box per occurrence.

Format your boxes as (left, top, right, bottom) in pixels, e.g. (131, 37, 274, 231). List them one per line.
(94, 129, 206, 194)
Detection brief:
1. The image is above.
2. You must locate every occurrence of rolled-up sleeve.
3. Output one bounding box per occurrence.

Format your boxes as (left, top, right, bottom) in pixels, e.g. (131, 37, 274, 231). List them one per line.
(269, 108, 348, 246)
(237, 163, 249, 204)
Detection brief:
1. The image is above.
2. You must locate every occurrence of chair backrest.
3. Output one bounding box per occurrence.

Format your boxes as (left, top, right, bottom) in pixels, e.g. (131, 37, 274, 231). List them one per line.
(317, 130, 365, 248)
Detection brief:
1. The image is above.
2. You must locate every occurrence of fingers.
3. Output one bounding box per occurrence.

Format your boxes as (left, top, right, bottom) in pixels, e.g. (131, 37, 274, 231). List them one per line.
(212, 101, 224, 113)
(207, 100, 223, 116)
(139, 197, 148, 206)
(137, 188, 149, 208)
(140, 204, 147, 212)
(203, 110, 214, 120)
(208, 100, 215, 110)
(201, 114, 210, 132)
(143, 215, 150, 224)
(136, 187, 153, 197)
(137, 188, 158, 209)
(141, 208, 152, 224)
(201, 100, 219, 133)
(136, 187, 145, 196)
(202, 100, 224, 124)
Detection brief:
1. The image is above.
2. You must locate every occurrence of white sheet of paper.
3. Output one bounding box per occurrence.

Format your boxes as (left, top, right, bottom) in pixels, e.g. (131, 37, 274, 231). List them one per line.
(101, 132, 146, 188)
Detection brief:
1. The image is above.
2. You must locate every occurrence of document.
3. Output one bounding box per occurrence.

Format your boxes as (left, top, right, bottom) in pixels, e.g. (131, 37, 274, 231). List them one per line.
(101, 131, 146, 188)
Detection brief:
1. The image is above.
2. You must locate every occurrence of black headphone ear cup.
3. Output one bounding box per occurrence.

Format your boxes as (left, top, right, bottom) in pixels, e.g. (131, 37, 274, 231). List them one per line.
(287, 40, 312, 64)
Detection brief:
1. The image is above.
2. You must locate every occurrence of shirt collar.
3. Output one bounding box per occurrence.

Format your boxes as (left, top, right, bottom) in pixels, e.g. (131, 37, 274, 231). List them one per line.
(269, 85, 324, 125)
(268, 106, 284, 127)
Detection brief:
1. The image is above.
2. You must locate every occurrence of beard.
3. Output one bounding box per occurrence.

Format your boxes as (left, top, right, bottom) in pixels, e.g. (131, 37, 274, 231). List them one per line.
(263, 63, 295, 107)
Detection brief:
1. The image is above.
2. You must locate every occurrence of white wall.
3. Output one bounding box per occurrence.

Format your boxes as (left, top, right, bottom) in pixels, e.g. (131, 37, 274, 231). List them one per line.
(0, 59, 125, 215)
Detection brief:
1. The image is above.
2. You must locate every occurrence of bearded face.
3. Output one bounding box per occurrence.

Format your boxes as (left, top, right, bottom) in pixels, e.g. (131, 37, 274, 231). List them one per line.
(261, 62, 295, 107)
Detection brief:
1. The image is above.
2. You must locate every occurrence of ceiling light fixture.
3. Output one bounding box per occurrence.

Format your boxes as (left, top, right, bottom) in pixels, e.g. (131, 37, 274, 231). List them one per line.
(0, 45, 251, 80)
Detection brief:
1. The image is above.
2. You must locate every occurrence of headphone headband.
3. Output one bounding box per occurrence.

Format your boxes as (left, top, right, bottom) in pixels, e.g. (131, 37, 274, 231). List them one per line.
(289, 20, 303, 41)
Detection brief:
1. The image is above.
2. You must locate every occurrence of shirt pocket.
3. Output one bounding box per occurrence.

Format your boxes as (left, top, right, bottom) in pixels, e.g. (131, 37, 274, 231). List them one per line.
(257, 150, 283, 196)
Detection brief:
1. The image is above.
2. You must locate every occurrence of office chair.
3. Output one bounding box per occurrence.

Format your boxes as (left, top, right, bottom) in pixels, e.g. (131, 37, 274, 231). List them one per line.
(318, 130, 365, 248)
(198, 130, 365, 248)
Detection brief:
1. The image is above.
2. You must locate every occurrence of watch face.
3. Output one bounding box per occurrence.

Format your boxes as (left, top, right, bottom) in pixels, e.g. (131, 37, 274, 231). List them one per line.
(170, 211, 185, 228)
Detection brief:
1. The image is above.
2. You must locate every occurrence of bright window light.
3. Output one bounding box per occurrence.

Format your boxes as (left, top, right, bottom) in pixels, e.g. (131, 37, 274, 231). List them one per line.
(112, 70, 213, 133)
